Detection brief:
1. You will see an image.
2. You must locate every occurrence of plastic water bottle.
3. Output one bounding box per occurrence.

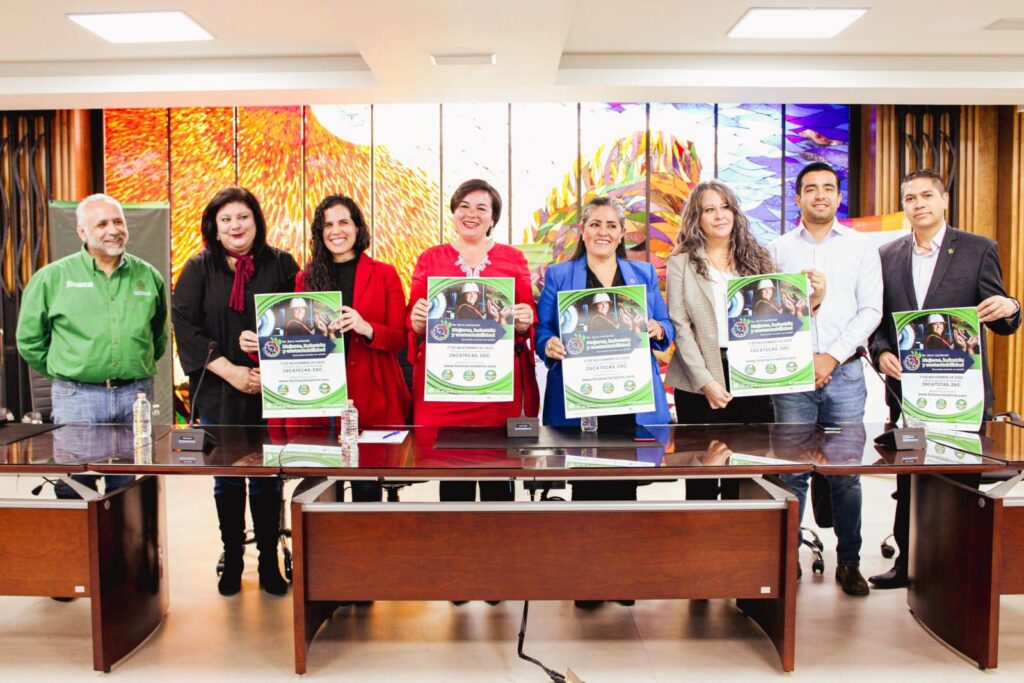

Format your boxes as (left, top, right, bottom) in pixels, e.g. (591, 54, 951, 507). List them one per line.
(340, 399, 359, 451)
(134, 433, 153, 464)
(133, 392, 152, 438)
(581, 415, 598, 433)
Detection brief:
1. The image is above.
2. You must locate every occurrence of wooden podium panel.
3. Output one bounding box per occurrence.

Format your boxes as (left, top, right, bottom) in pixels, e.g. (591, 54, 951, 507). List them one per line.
(910, 474, 1024, 670)
(0, 476, 168, 672)
(292, 478, 798, 674)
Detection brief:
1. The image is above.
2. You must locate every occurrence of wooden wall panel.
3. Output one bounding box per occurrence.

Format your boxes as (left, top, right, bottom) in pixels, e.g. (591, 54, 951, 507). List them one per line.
(859, 105, 901, 216)
(957, 106, 999, 241)
(995, 108, 1024, 415)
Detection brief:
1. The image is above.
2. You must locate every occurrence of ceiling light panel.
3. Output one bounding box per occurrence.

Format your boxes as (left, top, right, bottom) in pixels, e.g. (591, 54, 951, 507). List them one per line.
(67, 11, 213, 44)
(728, 8, 867, 39)
(430, 53, 496, 66)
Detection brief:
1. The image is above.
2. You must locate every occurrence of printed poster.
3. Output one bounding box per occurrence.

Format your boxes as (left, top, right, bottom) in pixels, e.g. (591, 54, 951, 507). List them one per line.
(894, 307, 983, 431)
(557, 285, 654, 418)
(254, 292, 347, 418)
(424, 277, 515, 402)
(726, 272, 814, 396)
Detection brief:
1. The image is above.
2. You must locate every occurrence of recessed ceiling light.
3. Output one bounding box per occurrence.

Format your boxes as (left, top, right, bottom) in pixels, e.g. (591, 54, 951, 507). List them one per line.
(67, 11, 213, 44)
(728, 8, 866, 39)
(430, 53, 496, 66)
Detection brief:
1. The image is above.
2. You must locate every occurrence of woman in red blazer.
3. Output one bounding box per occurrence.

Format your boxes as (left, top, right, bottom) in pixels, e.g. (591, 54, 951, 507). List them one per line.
(241, 195, 410, 499)
(292, 195, 410, 427)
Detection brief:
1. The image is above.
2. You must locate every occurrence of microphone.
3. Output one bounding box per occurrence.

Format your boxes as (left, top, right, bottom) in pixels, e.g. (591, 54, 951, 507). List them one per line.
(507, 335, 540, 438)
(855, 346, 926, 450)
(171, 340, 219, 451)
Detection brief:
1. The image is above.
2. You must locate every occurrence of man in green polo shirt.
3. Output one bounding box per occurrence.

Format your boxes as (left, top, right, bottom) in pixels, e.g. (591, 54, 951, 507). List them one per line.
(17, 193, 167, 497)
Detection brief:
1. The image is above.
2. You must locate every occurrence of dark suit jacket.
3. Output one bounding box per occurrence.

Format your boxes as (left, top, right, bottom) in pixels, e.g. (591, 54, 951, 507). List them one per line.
(869, 226, 1021, 419)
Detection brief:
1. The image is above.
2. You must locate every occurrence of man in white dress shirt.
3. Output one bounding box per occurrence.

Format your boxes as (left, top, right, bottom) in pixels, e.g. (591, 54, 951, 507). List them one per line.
(769, 161, 883, 596)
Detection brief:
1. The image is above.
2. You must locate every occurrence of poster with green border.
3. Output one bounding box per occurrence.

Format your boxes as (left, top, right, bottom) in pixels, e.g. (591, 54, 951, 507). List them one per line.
(894, 306, 983, 431)
(725, 272, 814, 396)
(424, 277, 515, 402)
(557, 285, 654, 418)
(254, 291, 347, 418)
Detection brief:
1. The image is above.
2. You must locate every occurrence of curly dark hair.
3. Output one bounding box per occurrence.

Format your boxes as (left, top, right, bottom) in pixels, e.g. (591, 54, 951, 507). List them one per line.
(301, 195, 371, 292)
(200, 187, 268, 267)
(671, 180, 775, 278)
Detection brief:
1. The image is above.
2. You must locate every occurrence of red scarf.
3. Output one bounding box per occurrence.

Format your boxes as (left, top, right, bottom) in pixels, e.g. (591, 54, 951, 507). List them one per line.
(226, 250, 254, 313)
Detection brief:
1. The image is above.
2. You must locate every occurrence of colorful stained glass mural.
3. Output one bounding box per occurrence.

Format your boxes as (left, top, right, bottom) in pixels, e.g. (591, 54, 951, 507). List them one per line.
(237, 106, 305, 264)
(784, 103, 851, 229)
(372, 104, 441, 288)
(104, 102, 852, 288)
(168, 107, 236, 283)
(442, 103, 509, 244)
(103, 108, 169, 204)
(305, 105, 372, 250)
(510, 102, 578, 291)
(580, 102, 648, 261)
(717, 103, 784, 245)
(647, 103, 710, 279)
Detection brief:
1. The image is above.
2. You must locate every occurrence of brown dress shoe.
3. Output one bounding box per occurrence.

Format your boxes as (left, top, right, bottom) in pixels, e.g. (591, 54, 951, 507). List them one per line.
(868, 566, 908, 589)
(836, 564, 870, 596)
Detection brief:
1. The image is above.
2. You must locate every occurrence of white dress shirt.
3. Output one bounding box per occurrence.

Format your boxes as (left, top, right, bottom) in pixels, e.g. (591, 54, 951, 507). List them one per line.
(707, 265, 731, 347)
(768, 220, 883, 363)
(911, 223, 946, 307)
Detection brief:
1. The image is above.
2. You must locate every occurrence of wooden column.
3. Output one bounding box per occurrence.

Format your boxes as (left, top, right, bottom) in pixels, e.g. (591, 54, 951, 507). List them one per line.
(858, 105, 901, 216)
(957, 106, 1000, 241)
(995, 108, 1024, 415)
(51, 109, 92, 202)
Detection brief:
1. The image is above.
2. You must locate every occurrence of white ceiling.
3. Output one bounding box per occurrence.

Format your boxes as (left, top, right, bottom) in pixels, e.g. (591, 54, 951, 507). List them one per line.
(2, 0, 1024, 108)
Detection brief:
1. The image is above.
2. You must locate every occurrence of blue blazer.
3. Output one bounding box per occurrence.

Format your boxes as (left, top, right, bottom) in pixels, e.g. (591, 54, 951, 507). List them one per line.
(535, 256, 674, 427)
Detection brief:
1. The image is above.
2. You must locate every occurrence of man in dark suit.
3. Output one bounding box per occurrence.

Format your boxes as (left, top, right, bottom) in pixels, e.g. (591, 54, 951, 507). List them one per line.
(868, 168, 1021, 588)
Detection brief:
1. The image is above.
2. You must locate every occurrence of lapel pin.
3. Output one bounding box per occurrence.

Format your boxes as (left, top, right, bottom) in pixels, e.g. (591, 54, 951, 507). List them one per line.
(948, 248, 955, 255)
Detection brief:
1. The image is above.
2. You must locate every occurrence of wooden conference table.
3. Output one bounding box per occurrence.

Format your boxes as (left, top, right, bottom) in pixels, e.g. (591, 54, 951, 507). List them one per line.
(0, 420, 1017, 673)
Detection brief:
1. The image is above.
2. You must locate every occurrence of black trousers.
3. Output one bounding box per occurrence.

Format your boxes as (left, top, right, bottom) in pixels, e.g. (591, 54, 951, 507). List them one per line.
(674, 350, 775, 500)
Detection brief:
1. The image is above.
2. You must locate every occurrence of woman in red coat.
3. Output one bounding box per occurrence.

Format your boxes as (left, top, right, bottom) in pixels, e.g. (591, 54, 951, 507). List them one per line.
(407, 178, 540, 502)
(241, 195, 410, 499)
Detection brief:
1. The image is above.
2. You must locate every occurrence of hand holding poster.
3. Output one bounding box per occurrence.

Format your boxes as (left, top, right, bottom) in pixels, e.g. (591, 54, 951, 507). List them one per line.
(557, 285, 655, 418)
(424, 277, 515, 402)
(893, 307, 983, 431)
(726, 273, 815, 396)
(254, 292, 347, 418)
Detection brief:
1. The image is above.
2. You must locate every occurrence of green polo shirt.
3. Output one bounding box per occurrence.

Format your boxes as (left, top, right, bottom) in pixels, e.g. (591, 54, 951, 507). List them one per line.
(16, 246, 168, 383)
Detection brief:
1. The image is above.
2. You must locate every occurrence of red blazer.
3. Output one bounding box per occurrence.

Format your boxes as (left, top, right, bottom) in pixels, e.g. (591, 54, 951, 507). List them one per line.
(405, 243, 540, 427)
(292, 255, 411, 428)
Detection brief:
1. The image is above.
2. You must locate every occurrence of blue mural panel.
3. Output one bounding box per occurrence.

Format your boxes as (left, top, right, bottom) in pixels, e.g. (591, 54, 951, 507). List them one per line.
(717, 103, 784, 246)
(784, 104, 851, 230)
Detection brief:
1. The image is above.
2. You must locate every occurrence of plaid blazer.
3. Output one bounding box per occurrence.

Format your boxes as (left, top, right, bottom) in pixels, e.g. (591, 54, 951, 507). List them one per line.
(665, 250, 727, 394)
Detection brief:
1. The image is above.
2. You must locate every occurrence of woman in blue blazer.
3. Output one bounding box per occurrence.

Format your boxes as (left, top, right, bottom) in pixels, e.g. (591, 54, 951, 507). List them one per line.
(536, 195, 674, 608)
(536, 195, 674, 429)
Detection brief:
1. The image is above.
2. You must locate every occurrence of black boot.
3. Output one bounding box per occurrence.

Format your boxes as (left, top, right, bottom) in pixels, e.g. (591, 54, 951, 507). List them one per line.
(250, 491, 288, 595)
(214, 489, 246, 596)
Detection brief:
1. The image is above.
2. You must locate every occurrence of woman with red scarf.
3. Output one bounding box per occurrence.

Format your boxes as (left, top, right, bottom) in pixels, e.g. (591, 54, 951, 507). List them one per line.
(172, 187, 299, 597)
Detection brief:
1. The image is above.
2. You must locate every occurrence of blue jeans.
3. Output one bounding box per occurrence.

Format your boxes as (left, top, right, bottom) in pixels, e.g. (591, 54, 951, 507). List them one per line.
(774, 359, 865, 567)
(51, 377, 152, 499)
